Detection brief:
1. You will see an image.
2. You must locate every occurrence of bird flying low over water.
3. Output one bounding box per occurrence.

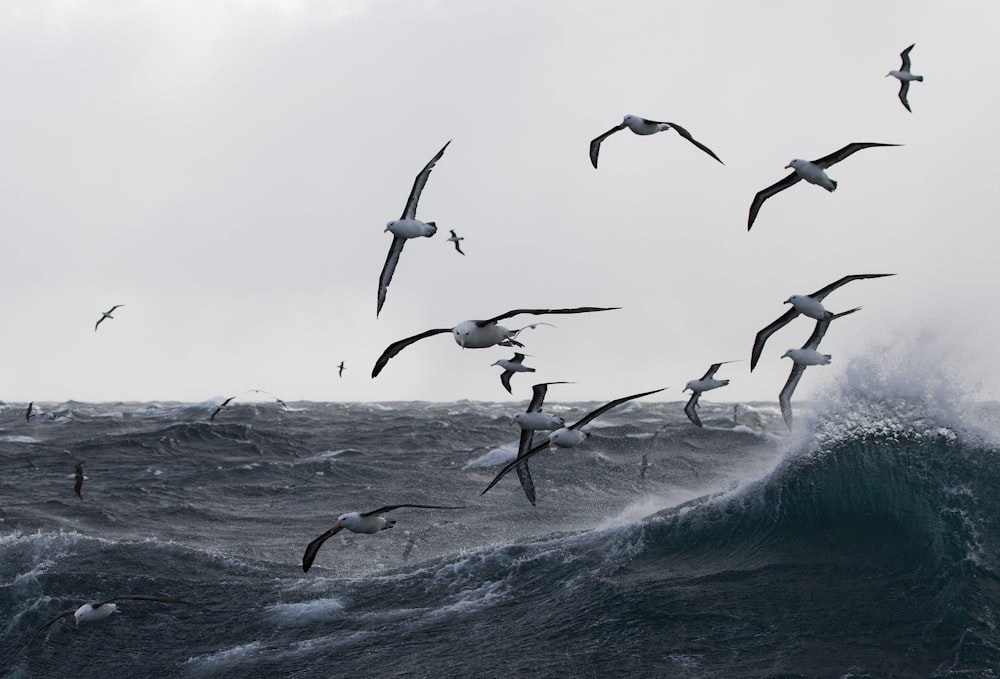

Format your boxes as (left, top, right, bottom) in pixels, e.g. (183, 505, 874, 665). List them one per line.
(371, 307, 619, 378)
(302, 503, 466, 572)
(209, 395, 237, 422)
(750, 274, 895, 371)
(747, 143, 900, 230)
(589, 114, 724, 169)
(683, 362, 738, 427)
(94, 305, 124, 331)
(31, 595, 190, 643)
(378, 140, 451, 317)
(492, 353, 535, 394)
(25, 402, 35, 422)
(778, 308, 860, 428)
(481, 388, 665, 499)
(74, 461, 85, 499)
(887, 44, 923, 112)
(447, 229, 465, 255)
(510, 381, 571, 506)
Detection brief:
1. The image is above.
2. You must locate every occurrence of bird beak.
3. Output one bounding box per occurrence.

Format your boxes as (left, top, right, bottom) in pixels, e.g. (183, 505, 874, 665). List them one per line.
(783, 298, 791, 305)
(459, 336, 466, 348)
(784, 163, 792, 169)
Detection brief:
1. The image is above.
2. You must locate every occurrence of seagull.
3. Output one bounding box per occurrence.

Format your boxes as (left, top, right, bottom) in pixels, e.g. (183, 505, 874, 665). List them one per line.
(337, 361, 345, 378)
(209, 395, 237, 422)
(447, 229, 465, 255)
(74, 461, 85, 500)
(302, 503, 466, 572)
(481, 387, 665, 498)
(492, 353, 535, 394)
(371, 307, 619, 378)
(778, 308, 860, 428)
(683, 361, 738, 427)
(509, 381, 570, 506)
(31, 595, 190, 643)
(887, 44, 923, 112)
(589, 114, 724, 168)
(750, 274, 896, 370)
(94, 305, 124, 331)
(378, 140, 451, 317)
(747, 143, 900, 230)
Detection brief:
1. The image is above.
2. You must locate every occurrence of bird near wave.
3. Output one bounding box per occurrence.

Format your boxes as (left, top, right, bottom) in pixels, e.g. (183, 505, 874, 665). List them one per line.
(302, 503, 466, 572)
(887, 43, 923, 112)
(74, 461, 85, 500)
(31, 595, 190, 643)
(378, 140, 451, 317)
(589, 114, 723, 168)
(94, 304, 124, 331)
(509, 381, 571, 506)
(683, 361, 738, 427)
(747, 143, 900, 230)
(371, 307, 619, 378)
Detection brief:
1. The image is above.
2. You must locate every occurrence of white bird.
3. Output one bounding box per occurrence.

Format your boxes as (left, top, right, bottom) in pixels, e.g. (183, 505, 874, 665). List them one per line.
(481, 387, 665, 498)
(371, 307, 618, 377)
(509, 382, 570, 506)
(492, 353, 535, 394)
(683, 361, 738, 427)
(750, 274, 896, 370)
(747, 143, 900, 230)
(887, 44, 923, 112)
(302, 503, 465, 572)
(447, 229, 465, 255)
(31, 595, 189, 643)
(378, 140, 451, 317)
(94, 305, 124, 331)
(778, 308, 860, 428)
(589, 114, 723, 168)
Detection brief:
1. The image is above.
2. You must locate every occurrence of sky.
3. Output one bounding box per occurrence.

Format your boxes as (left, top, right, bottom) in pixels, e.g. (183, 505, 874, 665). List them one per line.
(1, 0, 998, 405)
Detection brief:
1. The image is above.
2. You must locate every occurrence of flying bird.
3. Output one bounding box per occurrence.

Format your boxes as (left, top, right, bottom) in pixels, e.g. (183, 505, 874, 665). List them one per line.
(74, 461, 85, 499)
(378, 140, 451, 317)
(209, 395, 237, 422)
(371, 307, 619, 378)
(683, 362, 738, 427)
(509, 381, 571, 506)
(337, 361, 345, 377)
(778, 308, 860, 428)
(492, 353, 535, 394)
(481, 387, 665, 498)
(25, 402, 35, 422)
(750, 274, 895, 370)
(887, 43, 923, 112)
(589, 114, 723, 168)
(302, 503, 465, 572)
(94, 305, 124, 331)
(447, 229, 465, 255)
(31, 595, 190, 643)
(747, 143, 900, 230)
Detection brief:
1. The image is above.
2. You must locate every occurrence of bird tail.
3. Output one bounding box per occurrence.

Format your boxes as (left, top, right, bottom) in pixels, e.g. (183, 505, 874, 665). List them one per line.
(914, 75, 924, 81)
(827, 179, 838, 192)
(425, 222, 438, 236)
(821, 354, 832, 364)
(383, 519, 397, 530)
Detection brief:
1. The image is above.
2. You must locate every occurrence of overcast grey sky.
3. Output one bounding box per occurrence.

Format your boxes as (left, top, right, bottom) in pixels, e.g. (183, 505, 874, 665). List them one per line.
(2, 0, 997, 405)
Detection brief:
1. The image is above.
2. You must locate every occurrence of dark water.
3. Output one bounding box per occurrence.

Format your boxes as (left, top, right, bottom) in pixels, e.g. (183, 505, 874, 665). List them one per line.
(2, 393, 999, 678)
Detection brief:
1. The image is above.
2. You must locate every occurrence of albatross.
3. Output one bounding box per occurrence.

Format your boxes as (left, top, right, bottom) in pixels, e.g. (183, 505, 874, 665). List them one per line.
(887, 44, 923, 112)
(589, 114, 724, 168)
(371, 306, 619, 377)
(74, 461, 85, 500)
(302, 503, 465, 572)
(778, 308, 860, 428)
(683, 362, 738, 427)
(31, 595, 190, 643)
(492, 353, 535, 394)
(481, 387, 665, 498)
(747, 143, 900, 230)
(378, 140, 451, 317)
(94, 305, 124, 331)
(750, 273, 896, 370)
(509, 381, 570, 506)
(447, 229, 465, 255)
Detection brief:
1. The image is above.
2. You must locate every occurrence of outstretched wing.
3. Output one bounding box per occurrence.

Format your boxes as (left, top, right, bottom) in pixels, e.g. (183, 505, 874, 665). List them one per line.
(811, 142, 900, 169)
(898, 80, 912, 112)
(302, 524, 346, 572)
(778, 363, 807, 428)
(500, 370, 515, 395)
(478, 307, 620, 327)
(514, 429, 539, 506)
(100, 595, 189, 606)
(588, 122, 627, 168)
(526, 381, 569, 413)
(747, 172, 801, 231)
(31, 609, 77, 643)
(372, 328, 452, 377)
(401, 141, 451, 220)
(570, 388, 666, 431)
(683, 391, 702, 427)
(899, 43, 915, 72)
(751, 307, 800, 370)
(809, 273, 896, 302)
(377, 236, 407, 317)
(667, 122, 724, 164)
(803, 306, 860, 351)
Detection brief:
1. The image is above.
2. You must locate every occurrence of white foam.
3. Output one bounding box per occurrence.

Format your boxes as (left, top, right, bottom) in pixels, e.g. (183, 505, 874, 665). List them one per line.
(266, 597, 345, 626)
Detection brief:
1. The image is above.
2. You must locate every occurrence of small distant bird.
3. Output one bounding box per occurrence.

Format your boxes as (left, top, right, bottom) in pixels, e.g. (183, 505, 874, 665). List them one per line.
(74, 462, 85, 499)
(25, 402, 35, 422)
(447, 229, 465, 255)
(509, 382, 570, 506)
(247, 389, 287, 409)
(887, 43, 923, 112)
(302, 503, 466, 572)
(779, 308, 860, 428)
(747, 143, 900, 230)
(492, 353, 535, 394)
(589, 114, 724, 168)
(337, 361, 345, 378)
(31, 595, 190, 643)
(481, 387, 665, 498)
(94, 305, 124, 331)
(209, 396, 237, 422)
(378, 141, 451, 317)
(683, 361, 738, 427)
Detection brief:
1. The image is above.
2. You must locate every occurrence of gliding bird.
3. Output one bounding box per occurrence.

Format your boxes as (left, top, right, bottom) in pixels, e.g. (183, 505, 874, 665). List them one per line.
(94, 305, 124, 331)
(589, 114, 723, 168)
(492, 353, 535, 394)
(31, 595, 190, 643)
(887, 44, 923, 112)
(683, 362, 738, 427)
(509, 381, 570, 506)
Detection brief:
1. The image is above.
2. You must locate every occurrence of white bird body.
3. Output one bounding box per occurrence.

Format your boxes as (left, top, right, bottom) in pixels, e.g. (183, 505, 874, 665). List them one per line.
(74, 602, 119, 624)
(623, 114, 669, 135)
(385, 218, 437, 239)
(786, 294, 829, 320)
(684, 377, 729, 393)
(492, 357, 534, 373)
(888, 69, 922, 82)
(782, 348, 831, 366)
(512, 411, 564, 431)
(547, 427, 588, 448)
(786, 159, 836, 191)
(335, 511, 394, 534)
(451, 321, 517, 348)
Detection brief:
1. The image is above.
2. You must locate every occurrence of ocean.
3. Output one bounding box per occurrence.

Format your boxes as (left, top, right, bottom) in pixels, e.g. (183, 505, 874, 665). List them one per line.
(3, 383, 1000, 678)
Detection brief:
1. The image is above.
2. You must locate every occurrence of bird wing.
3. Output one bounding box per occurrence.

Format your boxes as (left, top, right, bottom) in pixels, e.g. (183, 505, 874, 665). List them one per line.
(526, 381, 569, 412)
(302, 525, 345, 572)
(898, 80, 912, 112)
(359, 503, 467, 517)
(811, 142, 900, 169)
(747, 171, 801, 231)
(500, 370, 515, 394)
(514, 429, 539, 506)
(588, 122, 627, 168)
(778, 362, 807, 429)
(700, 363, 722, 380)
(371, 327, 452, 377)
(804, 306, 860, 350)
(74, 463, 84, 499)
(481, 436, 550, 496)
(400, 140, 451, 220)
(683, 391, 702, 427)
(31, 609, 77, 643)
(478, 307, 620, 326)
(809, 273, 896, 302)
(100, 595, 190, 606)
(666, 122, 724, 164)
(94, 316, 106, 331)
(750, 307, 800, 370)
(570, 388, 665, 431)
(899, 43, 915, 71)
(377, 235, 407, 317)
(453, 240, 465, 255)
